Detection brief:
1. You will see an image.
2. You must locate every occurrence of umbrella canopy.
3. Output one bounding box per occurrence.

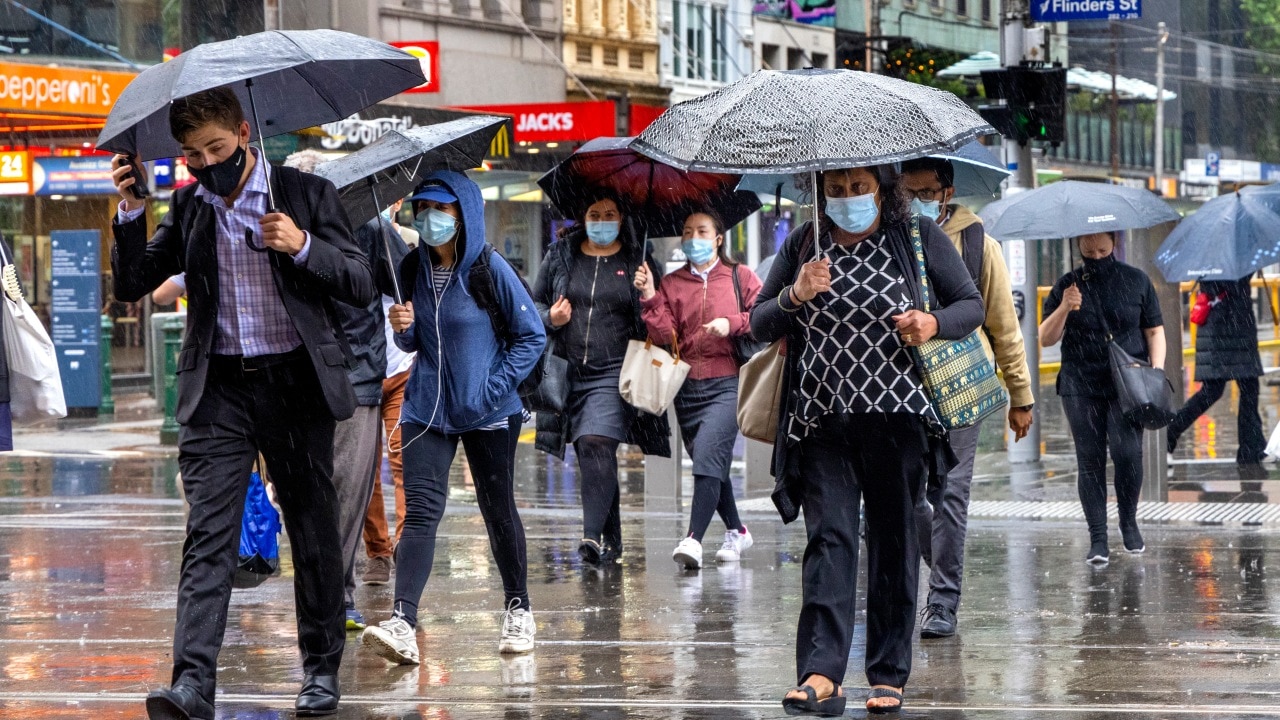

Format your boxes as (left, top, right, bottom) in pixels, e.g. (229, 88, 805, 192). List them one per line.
(737, 140, 1009, 202)
(978, 181, 1180, 241)
(1154, 184, 1280, 282)
(312, 116, 509, 227)
(538, 136, 762, 238)
(97, 30, 425, 161)
(632, 68, 993, 174)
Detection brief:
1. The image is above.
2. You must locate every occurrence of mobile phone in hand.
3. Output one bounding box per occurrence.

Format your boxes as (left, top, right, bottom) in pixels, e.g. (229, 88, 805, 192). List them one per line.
(126, 155, 150, 199)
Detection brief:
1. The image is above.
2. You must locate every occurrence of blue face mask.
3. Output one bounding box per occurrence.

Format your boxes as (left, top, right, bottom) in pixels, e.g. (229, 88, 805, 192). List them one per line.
(380, 207, 394, 223)
(825, 193, 880, 234)
(415, 209, 458, 247)
(585, 221, 620, 246)
(682, 238, 717, 266)
(910, 198, 942, 222)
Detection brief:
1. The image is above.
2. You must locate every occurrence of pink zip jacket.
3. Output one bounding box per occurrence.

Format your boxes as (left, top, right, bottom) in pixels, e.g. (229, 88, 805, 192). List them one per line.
(640, 261, 762, 381)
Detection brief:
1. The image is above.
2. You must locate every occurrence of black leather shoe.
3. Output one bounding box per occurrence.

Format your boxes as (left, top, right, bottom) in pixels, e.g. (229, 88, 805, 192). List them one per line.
(919, 603, 957, 639)
(145, 684, 213, 720)
(296, 674, 340, 716)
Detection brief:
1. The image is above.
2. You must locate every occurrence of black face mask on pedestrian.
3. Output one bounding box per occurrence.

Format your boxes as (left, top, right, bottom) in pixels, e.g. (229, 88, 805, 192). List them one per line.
(1081, 253, 1116, 272)
(190, 144, 247, 197)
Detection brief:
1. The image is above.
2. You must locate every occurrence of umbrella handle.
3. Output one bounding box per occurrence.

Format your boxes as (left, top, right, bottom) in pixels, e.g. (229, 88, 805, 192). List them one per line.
(811, 170, 821, 262)
(368, 179, 404, 305)
(244, 77, 279, 213)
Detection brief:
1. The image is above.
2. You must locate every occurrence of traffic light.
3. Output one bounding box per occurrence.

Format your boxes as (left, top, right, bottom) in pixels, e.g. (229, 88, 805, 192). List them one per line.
(979, 66, 1066, 146)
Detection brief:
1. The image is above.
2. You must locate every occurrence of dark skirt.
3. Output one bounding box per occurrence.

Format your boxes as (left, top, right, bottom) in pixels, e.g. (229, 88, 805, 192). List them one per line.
(567, 370, 635, 444)
(673, 375, 739, 480)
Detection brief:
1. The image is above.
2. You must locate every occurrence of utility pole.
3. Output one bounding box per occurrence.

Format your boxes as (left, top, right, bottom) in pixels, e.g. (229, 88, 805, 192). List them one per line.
(1153, 21, 1168, 194)
(1002, 0, 1040, 464)
(863, 0, 874, 71)
(1109, 21, 1120, 178)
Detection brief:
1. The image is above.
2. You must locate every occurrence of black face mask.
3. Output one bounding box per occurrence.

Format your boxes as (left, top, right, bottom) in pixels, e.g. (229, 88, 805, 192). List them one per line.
(1081, 253, 1116, 272)
(190, 144, 247, 197)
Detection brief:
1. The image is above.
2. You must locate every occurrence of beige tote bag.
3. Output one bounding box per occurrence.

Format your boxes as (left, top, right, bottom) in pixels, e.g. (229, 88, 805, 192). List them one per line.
(618, 335, 691, 416)
(736, 339, 785, 444)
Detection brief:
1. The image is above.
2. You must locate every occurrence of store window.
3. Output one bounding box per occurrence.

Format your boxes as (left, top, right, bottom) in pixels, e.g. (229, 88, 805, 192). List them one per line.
(672, 0, 728, 82)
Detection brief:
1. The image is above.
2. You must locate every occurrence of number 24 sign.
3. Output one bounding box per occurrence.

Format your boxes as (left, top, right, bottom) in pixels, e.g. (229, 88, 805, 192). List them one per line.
(0, 151, 28, 182)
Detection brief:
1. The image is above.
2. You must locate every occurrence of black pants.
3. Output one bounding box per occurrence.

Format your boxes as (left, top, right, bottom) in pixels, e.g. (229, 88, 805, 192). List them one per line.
(795, 413, 927, 689)
(1168, 377, 1267, 464)
(1061, 395, 1143, 540)
(675, 376, 743, 542)
(393, 416, 529, 627)
(913, 420, 982, 612)
(575, 435, 623, 549)
(174, 353, 345, 703)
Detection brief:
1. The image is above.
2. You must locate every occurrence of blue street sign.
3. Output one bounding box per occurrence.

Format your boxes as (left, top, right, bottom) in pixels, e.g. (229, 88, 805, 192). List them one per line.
(1206, 152, 1221, 178)
(1031, 0, 1140, 22)
(50, 230, 102, 410)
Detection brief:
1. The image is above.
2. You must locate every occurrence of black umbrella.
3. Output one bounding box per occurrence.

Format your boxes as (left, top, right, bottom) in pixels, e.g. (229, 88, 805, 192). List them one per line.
(978, 180, 1179, 241)
(96, 29, 425, 163)
(312, 116, 509, 302)
(537, 136, 761, 238)
(1154, 184, 1280, 282)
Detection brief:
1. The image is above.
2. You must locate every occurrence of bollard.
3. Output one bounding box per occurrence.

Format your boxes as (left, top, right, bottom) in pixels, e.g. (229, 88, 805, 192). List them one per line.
(160, 316, 183, 445)
(99, 314, 114, 415)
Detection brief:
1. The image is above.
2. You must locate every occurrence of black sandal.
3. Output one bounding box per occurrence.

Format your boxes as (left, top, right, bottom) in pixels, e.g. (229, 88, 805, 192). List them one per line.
(866, 686, 904, 714)
(781, 684, 846, 717)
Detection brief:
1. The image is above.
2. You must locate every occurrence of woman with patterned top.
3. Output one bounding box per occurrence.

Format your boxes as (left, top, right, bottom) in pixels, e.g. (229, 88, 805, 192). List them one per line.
(531, 192, 671, 567)
(750, 165, 983, 716)
(635, 209, 762, 570)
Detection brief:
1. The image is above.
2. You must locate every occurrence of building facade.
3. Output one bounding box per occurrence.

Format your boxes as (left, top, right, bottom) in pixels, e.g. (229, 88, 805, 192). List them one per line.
(562, 0, 669, 107)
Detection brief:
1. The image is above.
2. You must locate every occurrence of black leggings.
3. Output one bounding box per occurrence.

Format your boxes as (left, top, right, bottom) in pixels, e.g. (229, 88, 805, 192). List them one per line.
(1061, 395, 1143, 541)
(575, 434, 623, 548)
(689, 475, 742, 542)
(393, 416, 529, 627)
(1168, 377, 1267, 464)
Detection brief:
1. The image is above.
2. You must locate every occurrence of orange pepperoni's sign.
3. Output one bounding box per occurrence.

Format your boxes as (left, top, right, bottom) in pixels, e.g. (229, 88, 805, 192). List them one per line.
(0, 61, 136, 117)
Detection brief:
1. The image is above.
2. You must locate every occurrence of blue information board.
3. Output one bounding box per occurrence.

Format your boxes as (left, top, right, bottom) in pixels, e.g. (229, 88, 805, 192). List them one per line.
(50, 230, 101, 410)
(1031, 0, 1140, 22)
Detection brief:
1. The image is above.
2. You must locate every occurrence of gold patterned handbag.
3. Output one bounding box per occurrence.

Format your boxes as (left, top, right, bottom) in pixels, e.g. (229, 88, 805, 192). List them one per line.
(909, 217, 1007, 429)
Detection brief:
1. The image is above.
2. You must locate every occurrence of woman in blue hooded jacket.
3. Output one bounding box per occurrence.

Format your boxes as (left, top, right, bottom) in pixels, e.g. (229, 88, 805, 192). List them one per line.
(361, 171, 546, 665)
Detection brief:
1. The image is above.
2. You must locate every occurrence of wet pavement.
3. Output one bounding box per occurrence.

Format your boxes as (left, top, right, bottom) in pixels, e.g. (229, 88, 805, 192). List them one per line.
(7, 368, 1280, 718)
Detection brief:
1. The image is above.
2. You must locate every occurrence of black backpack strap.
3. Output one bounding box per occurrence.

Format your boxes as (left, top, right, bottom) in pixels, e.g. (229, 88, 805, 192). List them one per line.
(469, 244, 510, 341)
(961, 222, 984, 286)
(397, 250, 420, 304)
(730, 263, 744, 312)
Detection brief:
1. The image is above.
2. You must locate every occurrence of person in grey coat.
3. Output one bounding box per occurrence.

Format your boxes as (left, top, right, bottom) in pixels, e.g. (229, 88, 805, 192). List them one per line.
(1167, 277, 1267, 467)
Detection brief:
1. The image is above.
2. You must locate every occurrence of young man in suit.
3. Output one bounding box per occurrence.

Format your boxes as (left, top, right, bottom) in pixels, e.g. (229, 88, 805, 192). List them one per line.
(110, 86, 375, 719)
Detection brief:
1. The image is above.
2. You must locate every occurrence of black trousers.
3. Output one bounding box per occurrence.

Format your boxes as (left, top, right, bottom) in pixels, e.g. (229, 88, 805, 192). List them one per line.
(173, 352, 345, 703)
(795, 413, 927, 689)
(575, 435, 624, 548)
(1061, 394, 1143, 539)
(393, 416, 529, 627)
(1168, 377, 1267, 464)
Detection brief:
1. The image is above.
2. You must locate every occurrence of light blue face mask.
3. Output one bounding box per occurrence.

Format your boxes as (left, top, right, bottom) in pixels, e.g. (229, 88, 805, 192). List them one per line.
(415, 208, 458, 247)
(380, 207, 394, 223)
(910, 198, 943, 222)
(585, 221, 620, 246)
(825, 193, 880, 234)
(682, 238, 717, 266)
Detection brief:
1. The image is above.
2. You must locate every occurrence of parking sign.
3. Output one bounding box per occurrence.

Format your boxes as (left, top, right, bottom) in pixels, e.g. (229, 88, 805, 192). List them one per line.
(1206, 152, 1221, 178)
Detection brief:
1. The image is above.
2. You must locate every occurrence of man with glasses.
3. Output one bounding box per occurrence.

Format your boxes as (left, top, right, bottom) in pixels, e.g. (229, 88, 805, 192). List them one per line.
(899, 157, 1035, 639)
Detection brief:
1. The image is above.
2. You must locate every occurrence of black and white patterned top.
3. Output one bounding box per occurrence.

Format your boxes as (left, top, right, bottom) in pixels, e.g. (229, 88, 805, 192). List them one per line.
(789, 231, 935, 441)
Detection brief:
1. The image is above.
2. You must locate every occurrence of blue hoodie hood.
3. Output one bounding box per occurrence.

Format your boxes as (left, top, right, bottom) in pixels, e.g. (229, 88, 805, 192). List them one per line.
(414, 169, 487, 277)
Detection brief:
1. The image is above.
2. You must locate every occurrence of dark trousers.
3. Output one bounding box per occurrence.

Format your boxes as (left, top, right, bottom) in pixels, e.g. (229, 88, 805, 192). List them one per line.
(1061, 395, 1143, 540)
(1168, 377, 1267, 464)
(675, 377, 742, 541)
(393, 416, 529, 627)
(575, 435, 623, 548)
(913, 420, 982, 612)
(795, 413, 927, 689)
(174, 353, 345, 703)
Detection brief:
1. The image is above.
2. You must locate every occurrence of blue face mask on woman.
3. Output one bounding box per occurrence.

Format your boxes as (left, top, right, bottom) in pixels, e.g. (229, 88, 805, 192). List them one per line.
(825, 192, 880, 234)
(681, 238, 717, 266)
(910, 198, 942, 221)
(414, 208, 458, 247)
(585, 221, 620, 246)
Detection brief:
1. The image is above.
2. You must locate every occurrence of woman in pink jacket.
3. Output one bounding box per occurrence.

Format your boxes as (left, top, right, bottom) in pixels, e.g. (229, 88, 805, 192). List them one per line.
(635, 209, 763, 570)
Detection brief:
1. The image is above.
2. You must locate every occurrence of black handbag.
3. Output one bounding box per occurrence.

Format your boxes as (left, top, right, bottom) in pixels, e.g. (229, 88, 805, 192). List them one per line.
(520, 349, 569, 415)
(1080, 272, 1172, 430)
(729, 264, 768, 366)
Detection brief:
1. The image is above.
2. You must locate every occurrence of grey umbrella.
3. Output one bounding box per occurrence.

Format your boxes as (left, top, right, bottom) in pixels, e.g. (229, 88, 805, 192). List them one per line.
(978, 181, 1180, 241)
(632, 68, 993, 175)
(1154, 184, 1280, 282)
(96, 30, 425, 163)
(312, 115, 509, 302)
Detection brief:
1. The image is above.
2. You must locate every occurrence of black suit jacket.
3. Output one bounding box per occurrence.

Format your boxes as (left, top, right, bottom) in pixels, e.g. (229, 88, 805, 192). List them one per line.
(111, 165, 375, 424)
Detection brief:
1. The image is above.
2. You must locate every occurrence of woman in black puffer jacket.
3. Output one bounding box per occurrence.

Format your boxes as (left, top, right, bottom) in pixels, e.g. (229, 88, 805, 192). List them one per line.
(1167, 277, 1267, 466)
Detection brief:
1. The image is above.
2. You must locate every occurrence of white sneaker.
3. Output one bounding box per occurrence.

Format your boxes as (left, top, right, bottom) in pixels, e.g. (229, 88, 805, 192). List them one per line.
(672, 536, 703, 569)
(715, 527, 754, 562)
(498, 602, 536, 654)
(361, 616, 420, 665)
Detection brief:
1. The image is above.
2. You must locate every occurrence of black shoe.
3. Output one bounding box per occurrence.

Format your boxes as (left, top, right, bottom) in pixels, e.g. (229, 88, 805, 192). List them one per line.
(1120, 521, 1145, 554)
(296, 674, 340, 716)
(578, 538, 603, 565)
(919, 602, 957, 639)
(1086, 539, 1110, 565)
(1166, 430, 1178, 455)
(145, 684, 213, 720)
(599, 542, 623, 565)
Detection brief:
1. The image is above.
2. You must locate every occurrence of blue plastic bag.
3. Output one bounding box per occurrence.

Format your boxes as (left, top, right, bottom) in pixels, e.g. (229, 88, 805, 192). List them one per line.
(233, 470, 281, 589)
